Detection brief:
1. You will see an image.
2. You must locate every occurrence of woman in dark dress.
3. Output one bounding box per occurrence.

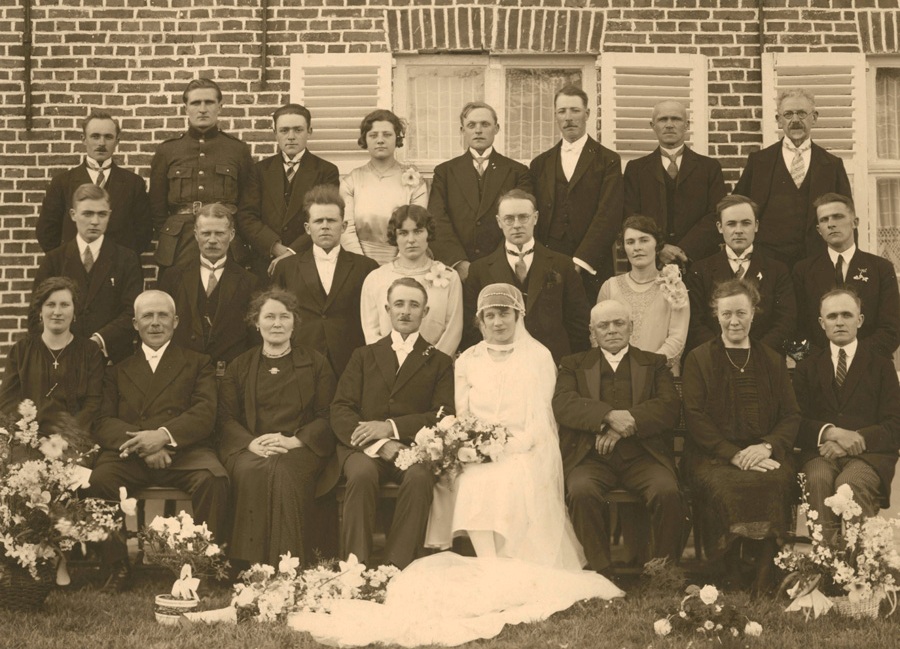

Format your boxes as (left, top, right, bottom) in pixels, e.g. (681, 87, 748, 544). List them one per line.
(681, 278, 799, 595)
(218, 288, 337, 566)
(0, 276, 104, 433)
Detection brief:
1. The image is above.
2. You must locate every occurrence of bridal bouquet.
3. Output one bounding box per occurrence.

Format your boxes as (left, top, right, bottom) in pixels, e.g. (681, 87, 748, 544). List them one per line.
(652, 584, 763, 639)
(232, 553, 399, 622)
(394, 414, 510, 479)
(0, 401, 120, 579)
(776, 475, 900, 618)
(139, 510, 229, 581)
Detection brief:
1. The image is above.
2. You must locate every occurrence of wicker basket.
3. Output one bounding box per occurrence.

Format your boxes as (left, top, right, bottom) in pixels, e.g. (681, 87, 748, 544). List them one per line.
(0, 560, 56, 611)
(831, 591, 884, 619)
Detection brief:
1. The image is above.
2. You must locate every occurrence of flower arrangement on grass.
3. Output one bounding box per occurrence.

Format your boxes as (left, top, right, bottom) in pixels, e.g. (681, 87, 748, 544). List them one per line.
(653, 584, 763, 639)
(138, 510, 229, 582)
(394, 414, 509, 479)
(0, 401, 120, 581)
(776, 475, 900, 618)
(232, 553, 399, 623)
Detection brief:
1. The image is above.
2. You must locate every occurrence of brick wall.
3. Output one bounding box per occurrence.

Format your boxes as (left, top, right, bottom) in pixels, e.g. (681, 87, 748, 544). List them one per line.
(1, 0, 898, 363)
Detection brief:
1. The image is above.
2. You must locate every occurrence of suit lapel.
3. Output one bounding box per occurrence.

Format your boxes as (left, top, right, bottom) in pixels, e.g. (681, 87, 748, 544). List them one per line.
(808, 143, 835, 198)
(677, 147, 699, 187)
(578, 348, 603, 401)
(837, 343, 866, 408)
(450, 155, 480, 214)
(184, 261, 204, 343)
(324, 249, 353, 310)
(539, 143, 562, 204)
(477, 152, 507, 218)
(373, 337, 398, 391)
(629, 351, 649, 404)
(714, 250, 736, 282)
(650, 149, 666, 186)
(525, 244, 550, 312)
(817, 349, 840, 411)
(567, 137, 596, 189)
(297, 249, 326, 309)
(142, 345, 184, 408)
(287, 154, 315, 221)
(121, 352, 153, 400)
(486, 246, 516, 285)
(393, 336, 432, 394)
(84, 239, 114, 305)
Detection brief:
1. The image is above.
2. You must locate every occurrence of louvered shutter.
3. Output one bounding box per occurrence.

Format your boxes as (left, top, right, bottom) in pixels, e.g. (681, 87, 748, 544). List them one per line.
(290, 53, 393, 175)
(600, 53, 708, 167)
(761, 52, 869, 244)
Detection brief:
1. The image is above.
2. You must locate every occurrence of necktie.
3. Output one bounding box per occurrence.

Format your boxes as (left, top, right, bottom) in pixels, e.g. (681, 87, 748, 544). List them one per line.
(732, 252, 750, 279)
(785, 141, 807, 188)
(86, 159, 108, 187)
(508, 248, 534, 284)
(82, 245, 94, 273)
(285, 159, 299, 184)
(95, 168, 106, 187)
(201, 261, 219, 296)
(834, 254, 844, 287)
(661, 150, 678, 179)
(473, 155, 488, 177)
(835, 347, 847, 388)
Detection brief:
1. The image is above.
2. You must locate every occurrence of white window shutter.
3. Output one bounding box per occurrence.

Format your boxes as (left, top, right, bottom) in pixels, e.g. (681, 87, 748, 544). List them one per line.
(600, 53, 708, 167)
(290, 53, 393, 175)
(761, 52, 869, 245)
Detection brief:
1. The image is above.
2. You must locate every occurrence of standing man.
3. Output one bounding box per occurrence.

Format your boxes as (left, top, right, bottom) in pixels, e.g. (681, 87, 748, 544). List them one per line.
(37, 111, 152, 254)
(158, 203, 258, 372)
(235, 103, 340, 280)
(272, 184, 378, 376)
(330, 277, 454, 568)
(624, 100, 726, 265)
(464, 189, 590, 363)
(794, 289, 900, 542)
(793, 193, 900, 357)
(685, 195, 796, 355)
(89, 290, 229, 590)
(34, 184, 143, 363)
(429, 102, 533, 280)
(530, 85, 623, 299)
(734, 89, 852, 269)
(150, 78, 253, 274)
(553, 300, 685, 575)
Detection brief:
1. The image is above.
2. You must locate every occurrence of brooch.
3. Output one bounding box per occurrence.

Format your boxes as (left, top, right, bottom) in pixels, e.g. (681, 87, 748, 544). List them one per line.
(269, 367, 280, 375)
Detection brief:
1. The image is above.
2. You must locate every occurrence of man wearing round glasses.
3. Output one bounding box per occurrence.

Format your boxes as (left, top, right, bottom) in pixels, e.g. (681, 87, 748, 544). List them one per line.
(734, 88, 852, 270)
(462, 189, 591, 362)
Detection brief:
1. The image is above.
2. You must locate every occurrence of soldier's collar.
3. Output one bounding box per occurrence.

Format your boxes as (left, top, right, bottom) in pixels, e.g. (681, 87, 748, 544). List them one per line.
(187, 125, 220, 140)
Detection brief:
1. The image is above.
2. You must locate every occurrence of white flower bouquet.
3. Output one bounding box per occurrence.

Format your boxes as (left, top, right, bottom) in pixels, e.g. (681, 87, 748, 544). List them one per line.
(653, 583, 762, 639)
(138, 510, 229, 581)
(656, 263, 689, 309)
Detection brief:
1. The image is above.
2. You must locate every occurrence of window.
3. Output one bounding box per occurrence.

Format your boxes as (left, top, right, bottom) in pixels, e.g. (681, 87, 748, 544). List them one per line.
(867, 59, 900, 274)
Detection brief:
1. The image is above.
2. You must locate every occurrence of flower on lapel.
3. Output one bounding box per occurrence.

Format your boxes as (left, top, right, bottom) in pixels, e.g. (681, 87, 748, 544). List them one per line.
(424, 261, 453, 288)
(400, 165, 422, 189)
(757, 271, 763, 281)
(544, 269, 562, 288)
(422, 345, 435, 358)
(852, 268, 869, 283)
(656, 264, 689, 309)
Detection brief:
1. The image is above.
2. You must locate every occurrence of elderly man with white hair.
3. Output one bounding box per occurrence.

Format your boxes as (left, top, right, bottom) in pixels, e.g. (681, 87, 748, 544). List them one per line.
(553, 299, 685, 576)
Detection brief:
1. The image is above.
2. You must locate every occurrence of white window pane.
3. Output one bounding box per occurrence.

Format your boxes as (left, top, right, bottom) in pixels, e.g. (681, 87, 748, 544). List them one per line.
(405, 66, 485, 161)
(505, 69, 582, 161)
(876, 178, 900, 272)
(876, 68, 900, 161)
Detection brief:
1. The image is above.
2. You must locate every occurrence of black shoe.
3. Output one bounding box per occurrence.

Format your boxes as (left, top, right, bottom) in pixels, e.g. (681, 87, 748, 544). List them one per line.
(101, 559, 133, 592)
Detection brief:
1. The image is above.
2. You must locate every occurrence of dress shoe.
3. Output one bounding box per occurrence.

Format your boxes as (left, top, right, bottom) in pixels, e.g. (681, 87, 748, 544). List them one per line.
(101, 559, 133, 592)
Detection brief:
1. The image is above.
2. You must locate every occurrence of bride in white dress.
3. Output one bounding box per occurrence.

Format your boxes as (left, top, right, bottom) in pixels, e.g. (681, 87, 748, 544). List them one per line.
(288, 285, 623, 647)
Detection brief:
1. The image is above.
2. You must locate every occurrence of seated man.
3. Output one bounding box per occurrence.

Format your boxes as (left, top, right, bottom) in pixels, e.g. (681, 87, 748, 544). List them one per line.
(329, 278, 454, 568)
(794, 289, 900, 542)
(89, 290, 228, 589)
(553, 299, 685, 575)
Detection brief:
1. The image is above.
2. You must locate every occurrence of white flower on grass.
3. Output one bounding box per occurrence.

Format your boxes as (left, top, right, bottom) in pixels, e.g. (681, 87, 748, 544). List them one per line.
(703, 620, 714, 631)
(698, 584, 719, 605)
(744, 621, 763, 636)
(278, 552, 300, 577)
(653, 618, 672, 636)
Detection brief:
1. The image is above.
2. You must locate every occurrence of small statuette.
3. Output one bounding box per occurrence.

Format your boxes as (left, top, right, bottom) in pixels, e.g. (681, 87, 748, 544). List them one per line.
(269, 367, 280, 375)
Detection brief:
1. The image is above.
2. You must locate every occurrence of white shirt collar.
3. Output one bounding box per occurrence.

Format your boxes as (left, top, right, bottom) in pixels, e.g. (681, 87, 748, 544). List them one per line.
(659, 144, 685, 157)
(827, 243, 856, 266)
(199, 255, 227, 270)
(561, 133, 589, 153)
(829, 338, 858, 365)
(313, 244, 341, 261)
(505, 238, 536, 255)
(282, 149, 306, 165)
(142, 340, 171, 361)
(469, 146, 493, 160)
(85, 157, 112, 171)
(601, 345, 630, 364)
(783, 137, 812, 153)
(76, 234, 103, 259)
(726, 244, 754, 261)
(390, 330, 419, 349)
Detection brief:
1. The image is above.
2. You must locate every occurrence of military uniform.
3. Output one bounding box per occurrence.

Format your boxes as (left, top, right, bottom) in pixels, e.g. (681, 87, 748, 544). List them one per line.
(149, 125, 253, 270)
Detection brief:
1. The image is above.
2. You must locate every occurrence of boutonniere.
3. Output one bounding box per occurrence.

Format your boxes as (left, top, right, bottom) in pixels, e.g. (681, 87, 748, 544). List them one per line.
(757, 271, 763, 281)
(852, 268, 869, 283)
(422, 345, 435, 358)
(424, 261, 453, 288)
(544, 269, 562, 288)
(656, 264, 689, 309)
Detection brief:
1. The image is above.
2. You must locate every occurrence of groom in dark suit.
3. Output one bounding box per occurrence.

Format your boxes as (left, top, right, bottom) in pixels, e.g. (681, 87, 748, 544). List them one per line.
(330, 277, 454, 568)
(235, 103, 340, 280)
(793, 289, 900, 542)
(272, 184, 378, 376)
(553, 299, 685, 574)
(463, 189, 590, 363)
(429, 102, 533, 280)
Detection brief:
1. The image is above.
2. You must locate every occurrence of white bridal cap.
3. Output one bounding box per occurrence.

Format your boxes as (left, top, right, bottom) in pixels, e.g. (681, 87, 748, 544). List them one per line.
(476, 283, 525, 317)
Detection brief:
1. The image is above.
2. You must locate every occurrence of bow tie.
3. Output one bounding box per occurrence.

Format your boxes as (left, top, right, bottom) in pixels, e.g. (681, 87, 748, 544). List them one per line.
(783, 139, 811, 154)
(562, 145, 579, 154)
(391, 341, 415, 354)
(313, 250, 337, 263)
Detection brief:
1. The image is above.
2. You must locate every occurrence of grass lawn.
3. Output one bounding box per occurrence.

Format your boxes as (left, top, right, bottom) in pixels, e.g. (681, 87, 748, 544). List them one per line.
(1, 566, 898, 649)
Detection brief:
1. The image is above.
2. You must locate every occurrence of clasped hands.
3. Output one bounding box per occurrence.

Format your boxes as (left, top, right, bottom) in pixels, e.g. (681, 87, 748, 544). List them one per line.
(119, 429, 173, 470)
(731, 443, 779, 472)
(350, 421, 394, 448)
(819, 426, 866, 460)
(595, 410, 636, 455)
(249, 433, 303, 458)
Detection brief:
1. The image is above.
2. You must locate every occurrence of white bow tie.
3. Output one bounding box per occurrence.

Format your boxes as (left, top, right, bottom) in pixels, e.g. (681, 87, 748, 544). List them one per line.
(562, 145, 578, 153)
(391, 342, 415, 354)
(313, 251, 337, 263)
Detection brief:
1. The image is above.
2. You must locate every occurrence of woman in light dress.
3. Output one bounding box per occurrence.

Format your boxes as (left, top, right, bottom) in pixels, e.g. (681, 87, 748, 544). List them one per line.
(340, 109, 428, 265)
(597, 214, 689, 375)
(359, 205, 463, 357)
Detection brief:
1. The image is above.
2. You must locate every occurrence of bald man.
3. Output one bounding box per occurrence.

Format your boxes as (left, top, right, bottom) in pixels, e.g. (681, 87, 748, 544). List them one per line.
(553, 300, 685, 575)
(624, 100, 726, 265)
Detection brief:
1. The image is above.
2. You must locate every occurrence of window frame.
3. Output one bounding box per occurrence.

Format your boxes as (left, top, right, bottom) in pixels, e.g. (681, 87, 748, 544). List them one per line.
(867, 56, 900, 260)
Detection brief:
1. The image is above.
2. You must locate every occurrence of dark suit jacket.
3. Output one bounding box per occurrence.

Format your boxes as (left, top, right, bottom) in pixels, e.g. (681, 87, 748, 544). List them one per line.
(93, 343, 224, 475)
(792, 248, 900, 357)
(553, 346, 681, 478)
(328, 335, 455, 488)
(158, 257, 259, 364)
(429, 150, 533, 266)
(464, 242, 590, 363)
(733, 140, 852, 264)
(36, 161, 152, 254)
(272, 246, 379, 376)
(236, 151, 340, 274)
(686, 248, 796, 354)
(34, 237, 144, 363)
(530, 136, 624, 283)
(217, 344, 337, 495)
(623, 147, 726, 261)
(794, 342, 900, 507)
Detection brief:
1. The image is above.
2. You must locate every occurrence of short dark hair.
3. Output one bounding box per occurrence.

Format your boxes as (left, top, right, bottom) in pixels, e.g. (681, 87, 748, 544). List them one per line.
(619, 214, 665, 259)
(813, 192, 855, 215)
(31, 276, 80, 331)
(497, 189, 537, 213)
(195, 203, 234, 228)
(386, 205, 436, 246)
(710, 278, 761, 315)
(72, 183, 110, 208)
(819, 287, 862, 314)
(82, 111, 121, 137)
(358, 109, 405, 149)
(272, 104, 312, 130)
(554, 85, 588, 108)
(459, 102, 498, 126)
(386, 277, 428, 308)
(244, 287, 302, 330)
(182, 78, 222, 103)
(303, 184, 345, 221)
(716, 194, 759, 222)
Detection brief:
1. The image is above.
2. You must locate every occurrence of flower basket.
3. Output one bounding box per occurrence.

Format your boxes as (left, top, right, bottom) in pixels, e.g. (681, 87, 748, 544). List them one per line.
(154, 594, 200, 625)
(0, 560, 56, 611)
(831, 592, 884, 619)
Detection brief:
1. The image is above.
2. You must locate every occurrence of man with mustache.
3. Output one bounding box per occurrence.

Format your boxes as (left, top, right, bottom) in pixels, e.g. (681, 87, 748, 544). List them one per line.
(37, 111, 152, 254)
